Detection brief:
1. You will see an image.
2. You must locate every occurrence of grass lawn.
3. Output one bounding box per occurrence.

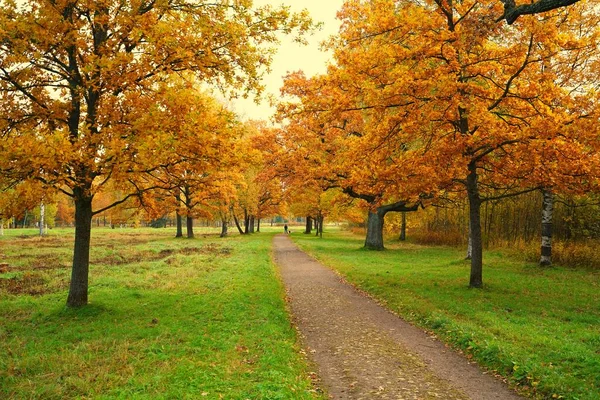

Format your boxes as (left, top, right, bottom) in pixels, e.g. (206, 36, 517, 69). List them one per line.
(292, 229, 600, 400)
(0, 227, 322, 399)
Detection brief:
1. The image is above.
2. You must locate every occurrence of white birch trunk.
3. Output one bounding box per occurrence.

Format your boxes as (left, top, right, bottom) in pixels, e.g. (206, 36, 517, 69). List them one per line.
(540, 189, 553, 266)
(39, 202, 46, 236)
(466, 224, 473, 260)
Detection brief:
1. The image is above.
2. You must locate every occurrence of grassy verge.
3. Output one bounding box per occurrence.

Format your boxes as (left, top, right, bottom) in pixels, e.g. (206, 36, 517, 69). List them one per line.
(0, 227, 322, 399)
(292, 229, 600, 400)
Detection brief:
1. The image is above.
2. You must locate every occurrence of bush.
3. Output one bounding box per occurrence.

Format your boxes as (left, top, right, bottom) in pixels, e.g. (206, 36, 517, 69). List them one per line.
(410, 228, 465, 247)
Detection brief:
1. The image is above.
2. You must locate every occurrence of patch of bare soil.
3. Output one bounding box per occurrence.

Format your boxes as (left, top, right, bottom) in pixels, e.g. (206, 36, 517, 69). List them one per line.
(93, 244, 232, 266)
(0, 255, 68, 272)
(273, 235, 523, 400)
(0, 272, 67, 296)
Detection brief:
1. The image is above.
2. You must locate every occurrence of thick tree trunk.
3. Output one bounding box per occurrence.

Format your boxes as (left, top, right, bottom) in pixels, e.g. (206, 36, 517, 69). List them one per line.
(466, 163, 483, 288)
(220, 218, 228, 238)
(244, 209, 250, 234)
(399, 211, 406, 241)
(318, 214, 324, 238)
(365, 210, 386, 250)
(540, 188, 554, 266)
(364, 200, 419, 250)
(186, 216, 194, 238)
(305, 216, 312, 234)
(249, 215, 255, 233)
(175, 213, 183, 237)
(67, 193, 93, 307)
(257, 218, 261, 232)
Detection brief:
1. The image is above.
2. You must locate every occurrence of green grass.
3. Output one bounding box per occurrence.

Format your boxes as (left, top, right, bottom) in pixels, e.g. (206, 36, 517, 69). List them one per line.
(292, 229, 600, 400)
(0, 227, 323, 399)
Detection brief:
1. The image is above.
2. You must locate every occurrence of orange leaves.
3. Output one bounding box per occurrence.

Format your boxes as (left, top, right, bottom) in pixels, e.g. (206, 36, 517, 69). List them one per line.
(276, 0, 600, 217)
(0, 0, 314, 198)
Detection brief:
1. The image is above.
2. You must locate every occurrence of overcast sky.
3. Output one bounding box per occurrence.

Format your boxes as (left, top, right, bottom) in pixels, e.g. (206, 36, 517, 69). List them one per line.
(231, 0, 345, 121)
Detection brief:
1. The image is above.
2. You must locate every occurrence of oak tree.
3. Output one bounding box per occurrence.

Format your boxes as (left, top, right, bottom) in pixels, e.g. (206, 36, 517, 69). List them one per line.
(0, 0, 312, 306)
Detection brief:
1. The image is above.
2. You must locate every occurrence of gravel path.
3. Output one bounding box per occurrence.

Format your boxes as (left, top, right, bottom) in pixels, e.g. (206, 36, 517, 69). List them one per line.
(273, 234, 523, 400)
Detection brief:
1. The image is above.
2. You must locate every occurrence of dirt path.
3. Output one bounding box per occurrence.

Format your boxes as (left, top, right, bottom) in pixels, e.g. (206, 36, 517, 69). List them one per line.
(273, 234, 523, 400)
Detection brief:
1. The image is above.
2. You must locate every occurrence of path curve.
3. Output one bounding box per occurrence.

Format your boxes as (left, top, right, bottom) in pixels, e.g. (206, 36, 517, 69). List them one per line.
(273, 234, 523, 400)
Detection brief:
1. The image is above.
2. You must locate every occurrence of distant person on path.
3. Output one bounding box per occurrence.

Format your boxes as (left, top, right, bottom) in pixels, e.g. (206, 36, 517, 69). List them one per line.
(284, 224, 288, 234)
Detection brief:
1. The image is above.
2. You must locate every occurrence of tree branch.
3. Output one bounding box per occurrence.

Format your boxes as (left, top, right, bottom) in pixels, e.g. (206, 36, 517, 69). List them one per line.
(498, 0, 581, 24)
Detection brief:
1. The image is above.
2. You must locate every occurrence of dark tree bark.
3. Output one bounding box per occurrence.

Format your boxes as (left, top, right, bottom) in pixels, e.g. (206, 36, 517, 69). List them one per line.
(540, 188, 554, 266)
(498, 0, 581, 24)
(232, 211, 244, 235)
(256, 218, 261, 232)
(220, 218, 228, 238)
(244, 209, 250, 234)
(66, 191, 93, 307)
(249, 215, 255, 233)
(175, 213, 183, 237)
(305, 216, 312, 234)
(399, 211, 406, 241)
(466, 162, 483, 288)
(318, 213, 324, 238)
(186, 216, 194, 238)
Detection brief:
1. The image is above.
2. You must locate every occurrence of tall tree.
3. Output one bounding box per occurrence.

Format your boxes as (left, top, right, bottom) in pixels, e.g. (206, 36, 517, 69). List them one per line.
(278, 71, 429, 250)
(326, 0, 600, 285)
(0, 0, 312, 307)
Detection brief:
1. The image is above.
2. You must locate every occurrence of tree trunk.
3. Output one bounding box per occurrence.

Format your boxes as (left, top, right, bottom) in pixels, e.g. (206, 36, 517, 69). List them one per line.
(249, 215, 255, 233)
(466, 162, 483, 288)
(466, 224, 473, 260)
(305, 216, 312, 234)
(244, 209, 250, 234)
(67, 193, 93, 307)
(175, 192, 183, 238)
(365, 209, 386, 250)
(257, 218, 261, 233)
(39, 202, 45, 237)
(318, 214, 324, 238)
(399, 211, 406, 241)
(220, 218, 228, 238)
(233, 212, 244, 234)
(361, 200, 419, 250)
(186, 216, 194, 238)
(175, 213, 183, 237)
(540, 188, 554, 267)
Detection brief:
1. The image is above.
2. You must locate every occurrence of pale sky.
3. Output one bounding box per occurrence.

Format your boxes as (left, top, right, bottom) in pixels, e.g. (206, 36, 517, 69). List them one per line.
(231, 0, 345, 122)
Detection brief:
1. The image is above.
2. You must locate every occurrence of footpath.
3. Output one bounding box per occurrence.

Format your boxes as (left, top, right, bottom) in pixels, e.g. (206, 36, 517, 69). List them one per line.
(273, 234, 523, 400)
